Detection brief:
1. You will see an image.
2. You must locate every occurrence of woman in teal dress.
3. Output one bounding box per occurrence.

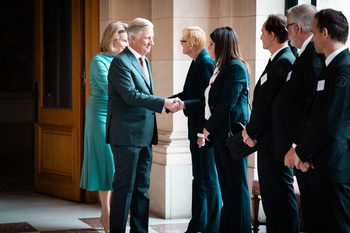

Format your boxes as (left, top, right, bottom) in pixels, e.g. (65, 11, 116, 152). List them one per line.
(80, 21, 128, 232)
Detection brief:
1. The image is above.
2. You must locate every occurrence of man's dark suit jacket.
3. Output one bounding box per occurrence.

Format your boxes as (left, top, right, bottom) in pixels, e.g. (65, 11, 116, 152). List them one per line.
(272, 42, 324, 162)
(246, 47, 295, 153)
(170, 49, 214, 140)
(106, 47, 165, 147)
(204, 59, 251, 150)
(295, 48, 350, 183)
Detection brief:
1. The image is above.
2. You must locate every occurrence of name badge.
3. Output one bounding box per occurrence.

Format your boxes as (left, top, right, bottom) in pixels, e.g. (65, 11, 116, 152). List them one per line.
(317, 80, 325, 91)
(261, 73, 267, 85)
(286, 71, 292, 82)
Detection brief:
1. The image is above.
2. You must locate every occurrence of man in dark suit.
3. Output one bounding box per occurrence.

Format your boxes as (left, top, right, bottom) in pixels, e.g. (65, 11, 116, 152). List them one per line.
(106, 18, 178, 233)
(285, 9, 350, 233)
(272, 4, 325, 233)
(242, 14, 298, 233)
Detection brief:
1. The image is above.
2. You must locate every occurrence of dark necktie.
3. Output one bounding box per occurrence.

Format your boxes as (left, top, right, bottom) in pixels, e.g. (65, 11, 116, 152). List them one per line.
(261, 59, 272, 76)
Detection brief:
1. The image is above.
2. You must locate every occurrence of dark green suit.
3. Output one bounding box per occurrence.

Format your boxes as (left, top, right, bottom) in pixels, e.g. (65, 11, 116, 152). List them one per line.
(107, 47, 165, 233)
(170, 49, 221, 233)
(246, 47, 299, 233)
(203, 59, 251, 233)
(295, 48, 350, 233)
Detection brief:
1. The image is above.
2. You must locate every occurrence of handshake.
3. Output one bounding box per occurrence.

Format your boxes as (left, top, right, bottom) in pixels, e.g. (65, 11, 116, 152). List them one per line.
(164, 97, 185, 113)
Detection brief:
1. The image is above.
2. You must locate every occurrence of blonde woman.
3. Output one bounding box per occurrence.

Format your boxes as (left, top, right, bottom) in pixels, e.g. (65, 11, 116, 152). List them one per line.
(171, 27, 221, 233)
(80, 21, 128, 232)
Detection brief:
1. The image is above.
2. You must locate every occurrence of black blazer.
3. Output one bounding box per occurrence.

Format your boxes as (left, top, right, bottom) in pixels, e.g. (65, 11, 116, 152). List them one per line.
(272, 42, 324, 161)
(246, 47, 295, 153)
(204, 59, 251, 150)
(295, 48, 350, 183)
(170, 49, 214, 140)
(106, 47, 165, 147)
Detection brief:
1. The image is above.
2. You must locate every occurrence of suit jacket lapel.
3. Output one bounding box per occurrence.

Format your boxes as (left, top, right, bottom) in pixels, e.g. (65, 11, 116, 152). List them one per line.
(126, 48, 153, 92)
(318, 49, 348, 80)
(145, 57, 154, 94)
(261, 47, 289, 77)
(291, 42, 313, 71)
(256, 50, 279, 95)
(260, 59, 272, 77)
(306, 49, 349, 117)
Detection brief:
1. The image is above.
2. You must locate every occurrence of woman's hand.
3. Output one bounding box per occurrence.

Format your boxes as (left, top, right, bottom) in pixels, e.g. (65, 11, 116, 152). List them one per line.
(242, 128, 257, 148)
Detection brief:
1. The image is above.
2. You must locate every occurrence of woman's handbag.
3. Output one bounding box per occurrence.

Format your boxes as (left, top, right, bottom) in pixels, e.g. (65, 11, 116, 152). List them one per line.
(225, 72, 256, 161)
(225, 122, 256, 162)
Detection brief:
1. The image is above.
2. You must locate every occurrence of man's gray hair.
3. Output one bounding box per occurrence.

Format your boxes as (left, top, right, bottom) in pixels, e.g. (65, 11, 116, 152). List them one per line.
(127, 18, 154, 41)
(288, 4, 317, 33)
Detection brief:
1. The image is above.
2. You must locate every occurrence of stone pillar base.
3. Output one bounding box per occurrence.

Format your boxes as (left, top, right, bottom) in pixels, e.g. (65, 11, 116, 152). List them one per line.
(149, 131, 192, 219)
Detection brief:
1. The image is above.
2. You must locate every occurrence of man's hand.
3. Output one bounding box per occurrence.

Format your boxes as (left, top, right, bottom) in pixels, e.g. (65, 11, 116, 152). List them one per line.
(284, 147, 311, 172)
(297, 160, 311, 172)
(242, 128, 257, 148)
(284, 147, 299, 168)
(164, 98, 180, 112)
(172, 99, 185, 113)
(197, 137, 205, 148)
(203, 128, 210, 141)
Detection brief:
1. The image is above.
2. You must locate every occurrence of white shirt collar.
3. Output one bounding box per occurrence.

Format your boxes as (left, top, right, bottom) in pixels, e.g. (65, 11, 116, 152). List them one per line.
(270, 45, 289, 61)
(298, 35, 313, 56)
(128, 46, 142, 59)
(325, 46, 348, 67)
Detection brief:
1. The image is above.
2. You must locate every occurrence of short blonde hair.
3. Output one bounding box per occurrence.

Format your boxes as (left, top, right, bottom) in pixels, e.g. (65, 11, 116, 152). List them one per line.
(182, 27, 206, 52)
(99, 21, 128, 53)
(127, 18, 154, 41)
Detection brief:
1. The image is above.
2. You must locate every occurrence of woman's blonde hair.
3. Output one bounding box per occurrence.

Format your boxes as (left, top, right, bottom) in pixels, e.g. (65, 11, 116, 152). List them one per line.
(99, 21, 128, 53)
(182, 26, 206, 52)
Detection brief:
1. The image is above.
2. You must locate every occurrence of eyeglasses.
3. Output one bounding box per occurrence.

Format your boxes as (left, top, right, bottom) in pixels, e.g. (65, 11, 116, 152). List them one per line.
(180, 39, 187, 43)
(285, 23, 296, 31)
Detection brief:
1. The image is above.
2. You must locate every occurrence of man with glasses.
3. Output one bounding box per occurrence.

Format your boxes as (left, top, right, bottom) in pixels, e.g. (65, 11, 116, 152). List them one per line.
(285, 8, 350, 233)
(272, 4, 325, 233)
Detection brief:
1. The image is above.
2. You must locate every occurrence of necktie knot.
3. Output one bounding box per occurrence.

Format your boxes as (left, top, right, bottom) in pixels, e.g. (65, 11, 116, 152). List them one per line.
(139, 57, 145, 66)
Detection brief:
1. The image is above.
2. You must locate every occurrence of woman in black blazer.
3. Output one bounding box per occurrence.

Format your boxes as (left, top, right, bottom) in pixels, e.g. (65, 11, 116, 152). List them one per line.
(170, 27, 221, 233)
(202, 27, 251, 233)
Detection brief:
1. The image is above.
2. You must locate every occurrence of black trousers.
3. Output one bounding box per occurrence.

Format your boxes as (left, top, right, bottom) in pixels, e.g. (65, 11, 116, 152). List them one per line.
(314, 181, 350, 233)
(214, 147, 251, 233)
(185, 139, 221, 233)
(110, 145, 152, 233)
(328, 182, 350, 233)
(295, 169, 327, 233)
(258, 151, 300, 233)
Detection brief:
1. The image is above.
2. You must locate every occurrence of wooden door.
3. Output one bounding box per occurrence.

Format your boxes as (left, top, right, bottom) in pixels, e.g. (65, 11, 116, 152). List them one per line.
(34, 0, 85, 202)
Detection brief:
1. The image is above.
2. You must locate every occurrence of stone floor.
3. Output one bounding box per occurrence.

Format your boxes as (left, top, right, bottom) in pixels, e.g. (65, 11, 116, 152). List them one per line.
(0, 152, 267, 233)
(0, 191, 268, 233)
(0, 192, 192, 233)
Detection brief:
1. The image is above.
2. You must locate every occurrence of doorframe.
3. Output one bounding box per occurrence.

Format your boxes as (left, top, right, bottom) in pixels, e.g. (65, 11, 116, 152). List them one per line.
(83, 0, 100, 203)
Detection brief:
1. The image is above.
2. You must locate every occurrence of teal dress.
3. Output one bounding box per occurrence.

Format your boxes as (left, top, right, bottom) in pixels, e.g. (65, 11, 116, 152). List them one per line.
(80, 53, 115, 191)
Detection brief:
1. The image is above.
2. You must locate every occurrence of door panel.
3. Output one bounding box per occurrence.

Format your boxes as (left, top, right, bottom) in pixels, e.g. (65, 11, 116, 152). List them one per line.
(42, 0, 72, 109)
(34, 0, 83, 202)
